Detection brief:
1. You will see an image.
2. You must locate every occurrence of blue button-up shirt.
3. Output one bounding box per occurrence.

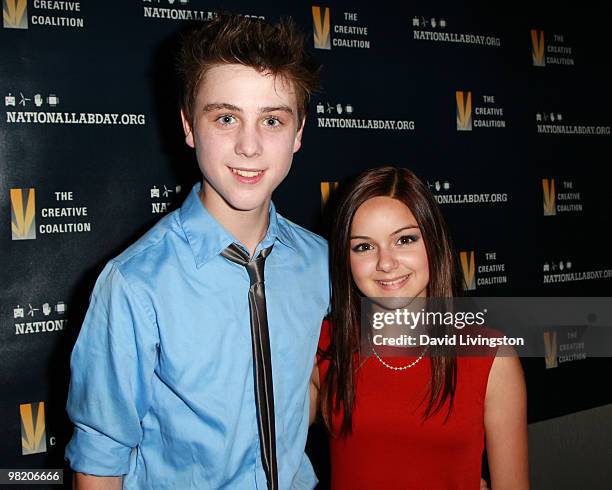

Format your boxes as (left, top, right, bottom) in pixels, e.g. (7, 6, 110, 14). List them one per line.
(65, 183, 330, 489)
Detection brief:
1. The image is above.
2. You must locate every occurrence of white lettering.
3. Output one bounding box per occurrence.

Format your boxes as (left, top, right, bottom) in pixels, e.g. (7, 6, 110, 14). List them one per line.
(31, 15, 84, 27)
(38, 222, 91, 233)
(33, 1, 81, 11)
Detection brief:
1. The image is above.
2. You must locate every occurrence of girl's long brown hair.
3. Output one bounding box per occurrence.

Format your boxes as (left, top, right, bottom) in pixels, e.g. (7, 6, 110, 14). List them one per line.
(321, 166, 461, 436)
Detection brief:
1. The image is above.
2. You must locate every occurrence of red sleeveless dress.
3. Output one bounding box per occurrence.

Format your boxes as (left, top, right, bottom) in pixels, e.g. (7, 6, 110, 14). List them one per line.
(317, 320, 496, 490)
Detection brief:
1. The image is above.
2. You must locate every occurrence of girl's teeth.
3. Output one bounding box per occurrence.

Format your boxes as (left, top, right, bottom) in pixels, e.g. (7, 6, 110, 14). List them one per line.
(380, 279, 401, 286)
(380, 277, 405, 286)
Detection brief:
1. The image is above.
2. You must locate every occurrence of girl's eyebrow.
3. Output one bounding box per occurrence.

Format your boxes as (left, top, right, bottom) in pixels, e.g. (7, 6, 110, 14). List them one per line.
(350, 225, 419, 240)
(390, 225, 419, 235)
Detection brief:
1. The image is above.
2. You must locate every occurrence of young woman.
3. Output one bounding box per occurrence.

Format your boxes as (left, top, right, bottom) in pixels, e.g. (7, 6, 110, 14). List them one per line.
(312, 166, 529, 489)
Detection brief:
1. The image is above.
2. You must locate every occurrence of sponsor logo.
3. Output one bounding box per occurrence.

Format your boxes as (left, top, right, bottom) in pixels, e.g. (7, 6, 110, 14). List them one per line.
(542, 178, 556, 216)
(315, 100, 415, 130)
(320, 181, 338, 208)
(535, 111, 610, 136)
(456, 91, 506, 130)
(460, 251, 476, 290)
(543, 259, 572, 274)
(531, 30, 545, 66)
(10, 188, 36, 240)
(13, 300, 67, 335)
(4, 90, 146, 126)
(150, 184, 181, 214)
(543, 259, 612, 284)
(412, 15, 501, 47)
(312, 6, 330, 49)
(456, 91, 472, 131)
(543, 178, 582, 215)
(142, 2, 262, 22)
(9, 188, 93, 239)
(460, 250, 508, 290)
(543, 328, 587, 368)
(543, 331, 558, 369)
(3, 0, 85, 30)
(312, 5, 370, 49)
(532, 30, 575, 66)
(5, 91, 58, 108)
(429, 178, 509, 205)
(20, 402, 47, 455)
(3, 0, 28, 29)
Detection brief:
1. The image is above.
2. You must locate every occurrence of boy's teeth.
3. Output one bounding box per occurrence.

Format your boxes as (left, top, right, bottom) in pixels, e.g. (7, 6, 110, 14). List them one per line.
(232, 168, 261, 178)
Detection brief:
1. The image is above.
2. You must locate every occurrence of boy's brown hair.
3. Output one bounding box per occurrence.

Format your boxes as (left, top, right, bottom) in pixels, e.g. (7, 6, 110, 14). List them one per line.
(177, 13, 321, 125)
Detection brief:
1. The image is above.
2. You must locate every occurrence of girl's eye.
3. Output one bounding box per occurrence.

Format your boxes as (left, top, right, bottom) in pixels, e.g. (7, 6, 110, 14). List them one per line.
(264, 117, 281, 127)
(217, 115, 236, 125)
(397, 235, 418, 246)
(351, 242, 373, 253)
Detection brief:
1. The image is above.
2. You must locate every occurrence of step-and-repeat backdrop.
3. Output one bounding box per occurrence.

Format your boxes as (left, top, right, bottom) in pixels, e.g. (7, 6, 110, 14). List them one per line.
(2, 0, 611, 485)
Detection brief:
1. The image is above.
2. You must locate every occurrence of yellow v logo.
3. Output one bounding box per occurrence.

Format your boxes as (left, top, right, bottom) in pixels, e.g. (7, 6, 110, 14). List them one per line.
(312, 6, 331, 50)
(456, 91, 472, 131)
(10, 188, 36, 240)
(3, 0, 28, 29)
(320, 181, 338, 209)
(531, 30, 545, 66)
(460, 251, 476, 290)
(20, 402, 47, 455)
(543, 331, 558, 369)
(542, 179, 556, 216)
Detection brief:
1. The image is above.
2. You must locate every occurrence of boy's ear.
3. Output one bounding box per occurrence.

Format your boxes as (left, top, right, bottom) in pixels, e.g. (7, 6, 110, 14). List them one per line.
(293, 116, 306, 153)
(180, 110, 195, 148)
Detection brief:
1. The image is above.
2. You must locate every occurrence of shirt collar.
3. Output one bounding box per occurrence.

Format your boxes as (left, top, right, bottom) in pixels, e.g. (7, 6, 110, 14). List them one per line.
(180, 183, 296, 268)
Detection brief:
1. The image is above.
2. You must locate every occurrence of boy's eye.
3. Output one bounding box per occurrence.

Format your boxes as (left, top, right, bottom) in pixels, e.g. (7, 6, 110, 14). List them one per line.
(217, 114, 236, 125)
(397, 235, 418, 246)
(263, 117, 281, 127)
(351, 242, 373, 253)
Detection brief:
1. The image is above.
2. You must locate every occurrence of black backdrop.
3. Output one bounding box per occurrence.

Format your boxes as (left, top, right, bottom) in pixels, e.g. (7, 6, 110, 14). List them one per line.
(2, 1, 611, 487)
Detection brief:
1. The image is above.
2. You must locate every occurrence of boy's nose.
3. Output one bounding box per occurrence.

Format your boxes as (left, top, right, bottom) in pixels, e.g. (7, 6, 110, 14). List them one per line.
(235, 125, 263, 158)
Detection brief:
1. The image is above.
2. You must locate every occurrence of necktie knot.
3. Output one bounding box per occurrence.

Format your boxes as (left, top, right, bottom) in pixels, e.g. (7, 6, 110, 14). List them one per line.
(221, 243, 273, 286)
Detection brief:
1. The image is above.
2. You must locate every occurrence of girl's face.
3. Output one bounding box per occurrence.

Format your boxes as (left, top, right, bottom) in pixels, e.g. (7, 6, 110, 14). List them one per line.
(349, 196, 429, 299)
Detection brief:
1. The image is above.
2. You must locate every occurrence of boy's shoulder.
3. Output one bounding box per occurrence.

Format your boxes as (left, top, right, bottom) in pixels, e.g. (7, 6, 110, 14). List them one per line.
(275, 212, 328, 255)
(110, 209, 183, 276)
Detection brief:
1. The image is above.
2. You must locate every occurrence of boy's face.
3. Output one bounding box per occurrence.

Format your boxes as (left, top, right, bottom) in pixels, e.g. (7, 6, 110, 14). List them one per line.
(181, 64, 304, 214)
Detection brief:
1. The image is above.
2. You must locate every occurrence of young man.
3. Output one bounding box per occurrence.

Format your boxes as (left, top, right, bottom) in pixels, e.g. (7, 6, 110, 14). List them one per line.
(65, 14, 329, 489)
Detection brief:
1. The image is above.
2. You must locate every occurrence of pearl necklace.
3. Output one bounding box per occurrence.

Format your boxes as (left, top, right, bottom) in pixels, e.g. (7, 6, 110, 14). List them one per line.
(369, 336, 429, 371)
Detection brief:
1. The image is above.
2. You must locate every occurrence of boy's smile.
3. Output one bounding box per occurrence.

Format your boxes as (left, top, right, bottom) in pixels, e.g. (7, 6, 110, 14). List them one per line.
(181, 64, 304, 217)
(229, 167, 265, 184)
